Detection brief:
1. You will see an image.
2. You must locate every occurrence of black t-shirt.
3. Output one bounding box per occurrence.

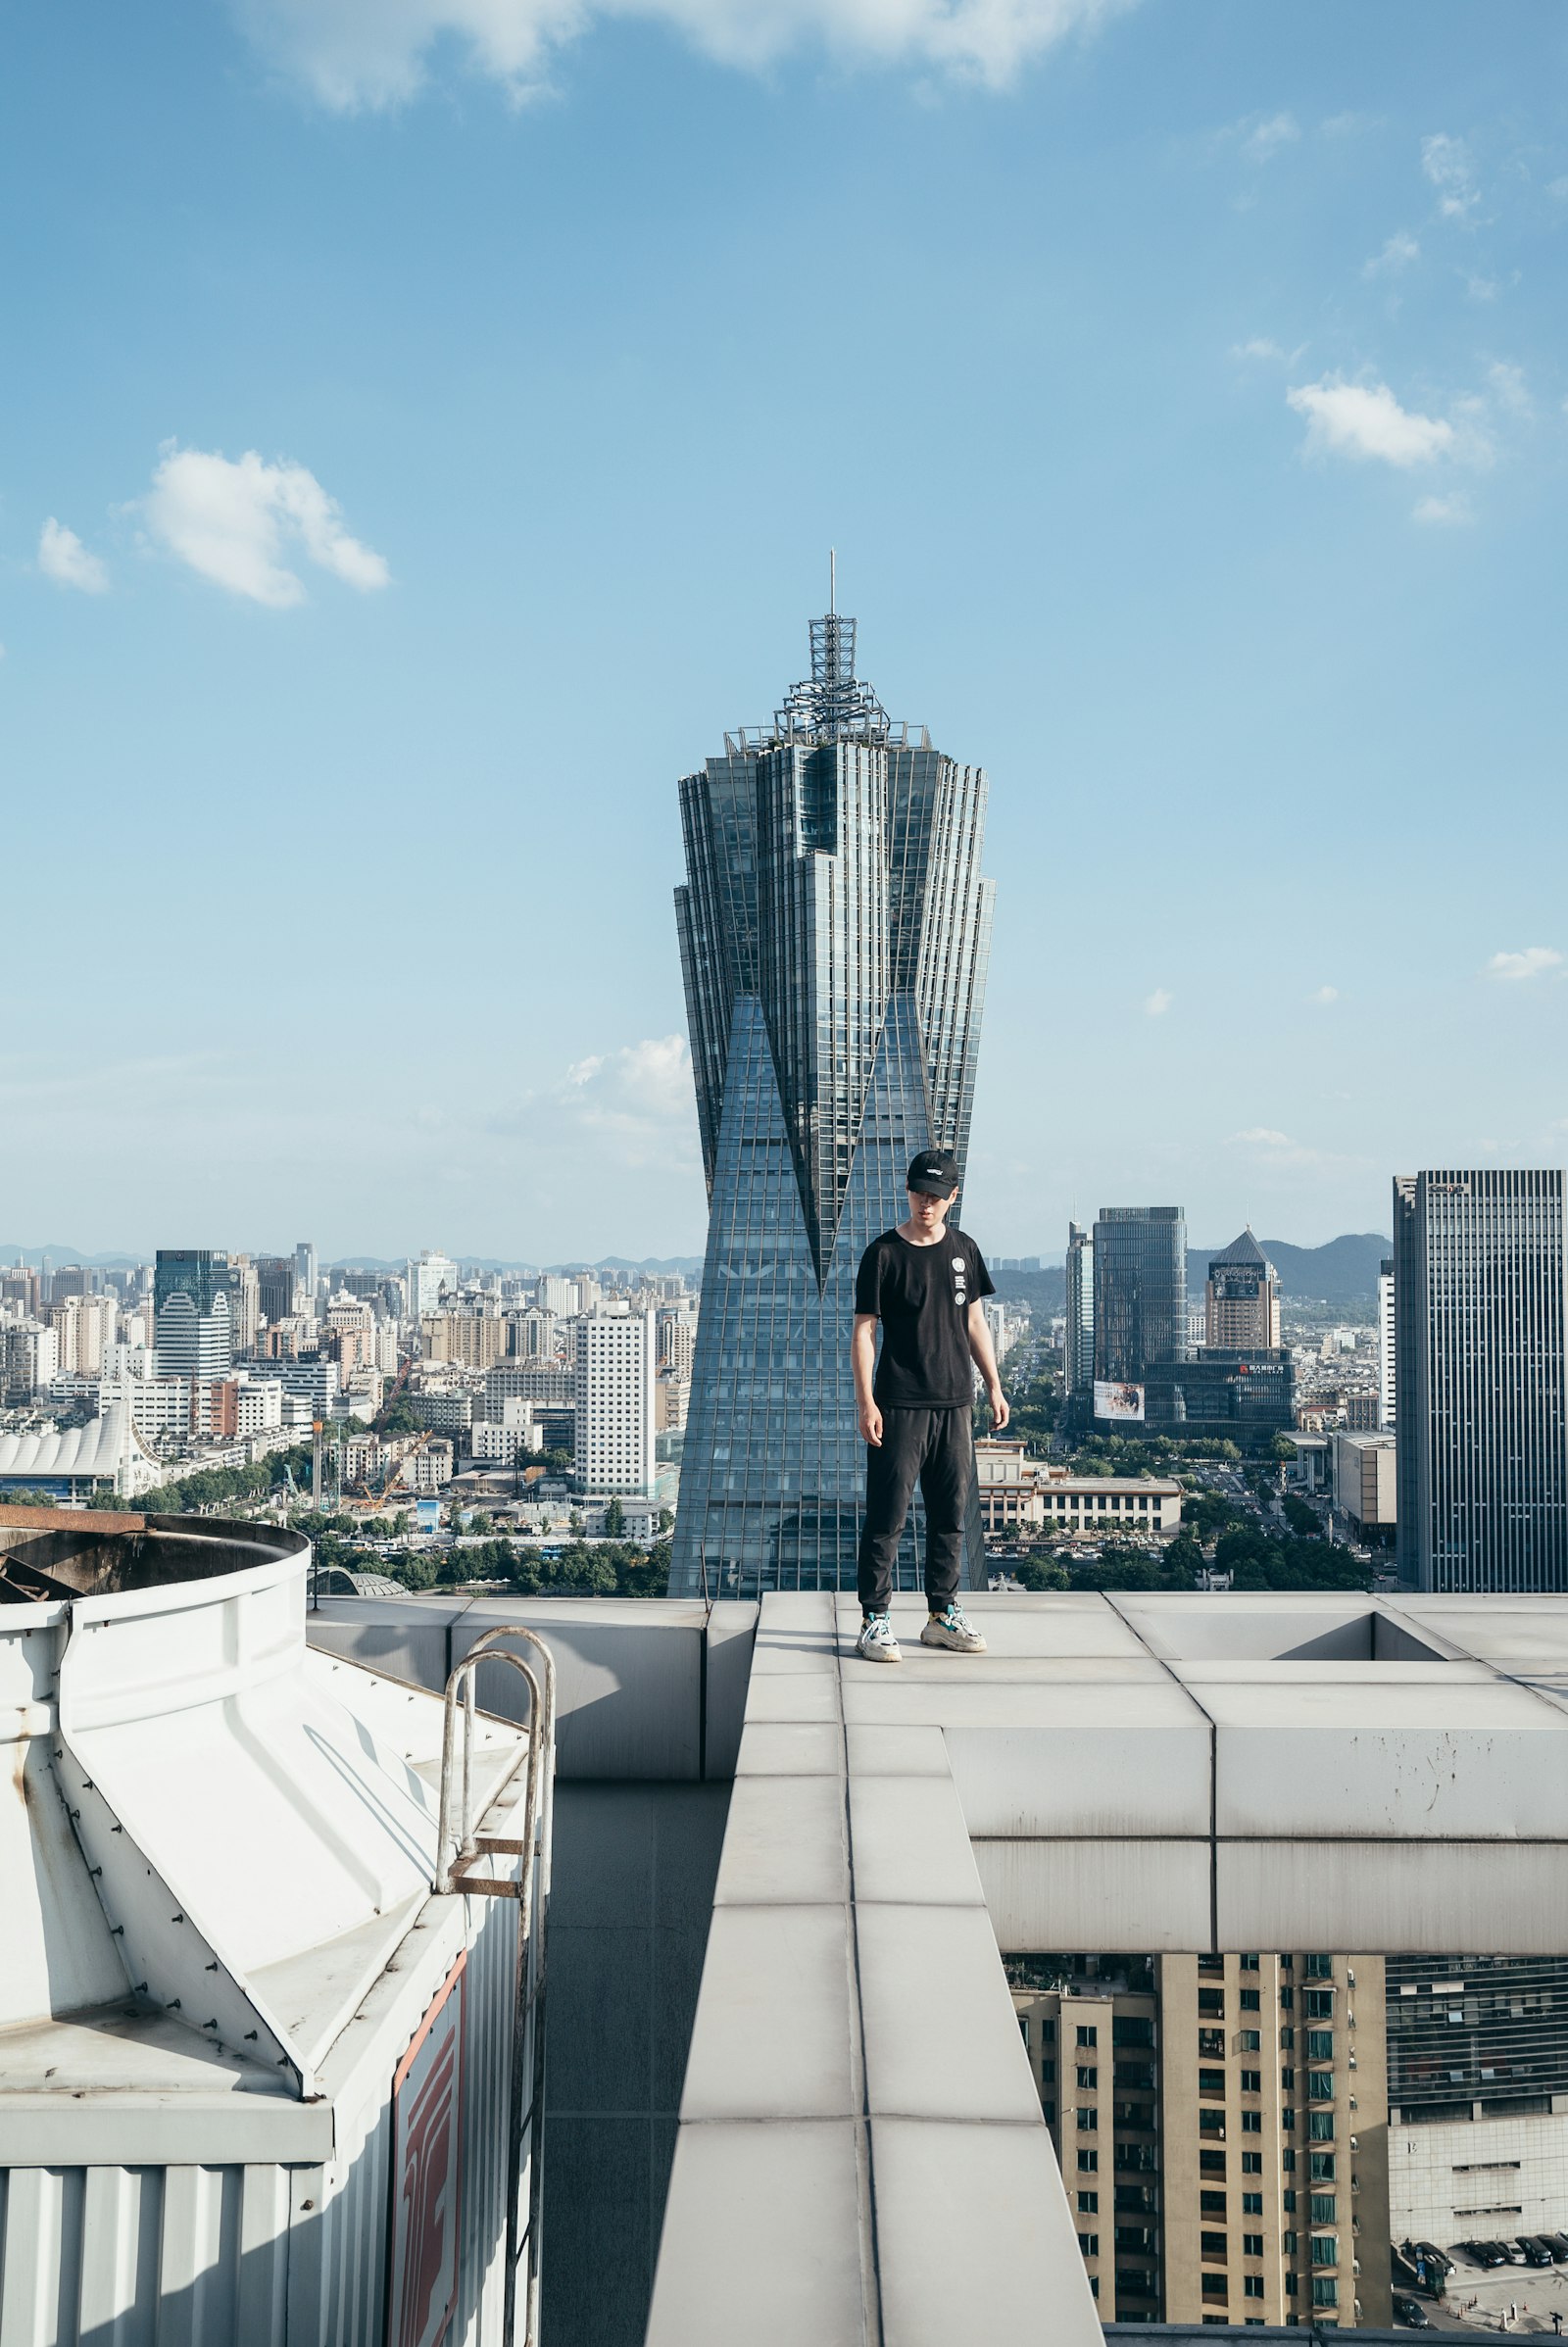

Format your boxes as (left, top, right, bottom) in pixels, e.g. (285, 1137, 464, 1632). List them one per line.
(854, 1226, 996, 1407)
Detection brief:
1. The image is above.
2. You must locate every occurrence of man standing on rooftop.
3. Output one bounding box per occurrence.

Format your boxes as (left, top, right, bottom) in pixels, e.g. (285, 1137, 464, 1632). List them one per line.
(851, 1148, 1008, 1662)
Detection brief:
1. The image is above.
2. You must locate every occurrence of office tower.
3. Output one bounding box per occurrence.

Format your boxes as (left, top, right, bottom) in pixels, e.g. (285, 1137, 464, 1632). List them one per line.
(535, 1275, 580, 1319)
(153, 1250, 235, 1383)
(670, 602, 994, 1596)
(1064, 1222, 1095, 1401)
(294, 1242, 318, 1302)
(1387, 1955, 1568, 2247)
(257, 1255, 298, 1325)
(1203, 1230, 1281, 1350)
(49, 1265, 92, 1301)
(1377, 1256, 1395, 1430)
(154, 1288, 233, 1385)
(1394, 1170, 1568, 1591)
(1010, 1952, 1390, 2329)
(406, 1250, 460, 1322)
(573, 1304, 657, 1497)
(1092, 1208, 1187, 1395)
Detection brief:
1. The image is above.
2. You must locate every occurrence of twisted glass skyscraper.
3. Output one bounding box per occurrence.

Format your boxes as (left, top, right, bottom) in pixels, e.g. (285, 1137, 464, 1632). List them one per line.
(669, 607, 995, 1598)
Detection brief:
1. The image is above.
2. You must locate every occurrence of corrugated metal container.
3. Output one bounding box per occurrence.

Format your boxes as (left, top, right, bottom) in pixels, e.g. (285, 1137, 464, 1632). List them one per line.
(0, 1514, 552, 2346)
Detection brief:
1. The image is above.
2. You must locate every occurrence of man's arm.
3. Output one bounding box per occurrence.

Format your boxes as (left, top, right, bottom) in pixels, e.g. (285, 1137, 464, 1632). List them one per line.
(966, 1302, 1010, 1432)
(852, 1313, 883, 1446)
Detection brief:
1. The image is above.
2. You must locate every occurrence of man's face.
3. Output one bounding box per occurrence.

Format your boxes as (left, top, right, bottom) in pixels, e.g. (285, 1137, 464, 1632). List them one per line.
(907, 1184, 958, 1233)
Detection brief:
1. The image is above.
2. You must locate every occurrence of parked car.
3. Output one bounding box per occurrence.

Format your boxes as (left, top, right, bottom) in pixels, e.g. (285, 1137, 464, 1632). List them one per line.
(1500, 2237, 1529, 2263)
(1394, 2298, 1432, 2330)
(1545, 2230, 1568, 2261)
(1464, 2240, 1508, 2269)
(1413, 2240, 1454, 2278)
(1517, 2234, 1554, 2266)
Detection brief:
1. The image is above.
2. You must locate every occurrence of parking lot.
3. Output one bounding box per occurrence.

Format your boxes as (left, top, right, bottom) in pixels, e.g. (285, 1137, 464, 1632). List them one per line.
(1414, 2247, 1568, 2333)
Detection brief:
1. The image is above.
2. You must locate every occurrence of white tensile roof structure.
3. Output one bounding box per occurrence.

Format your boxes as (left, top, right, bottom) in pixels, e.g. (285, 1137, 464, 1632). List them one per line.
(0, 1400, 158, 1496)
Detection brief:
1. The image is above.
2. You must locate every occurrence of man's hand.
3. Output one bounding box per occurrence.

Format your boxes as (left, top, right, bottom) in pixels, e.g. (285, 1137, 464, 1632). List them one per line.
(987, 1383, 1010, 1433)
(858, 1397, 884, 1447)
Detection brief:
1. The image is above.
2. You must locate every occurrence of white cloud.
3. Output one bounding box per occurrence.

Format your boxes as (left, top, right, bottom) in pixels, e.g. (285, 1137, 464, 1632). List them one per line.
(1309, 985, 1339, 1004)
(1466, 273, 1499, 302)
(1233, 1127, 1293, 1147)
(1230, 336, 1305, 366)
(141, 445, 390, 608)
(1236, 111, 1299, 165)
(1144, 988, 1172, 1016)
(38, 518, 109, 594)
(1412, 491, 1473, 525)
(239, 0, 1136, 108)
(1486, 947, 1562, 983)
(554, 1035, 697, 1162)
(1486, 360, 1531, 417)
(1422, 130, 1478, 220)
(1362, 229, 1419, 278)
(1286, 375, 1453, 467)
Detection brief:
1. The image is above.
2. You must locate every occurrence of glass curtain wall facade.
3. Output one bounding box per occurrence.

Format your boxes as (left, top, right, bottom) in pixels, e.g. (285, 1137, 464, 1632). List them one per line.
(1092, 1208, 1188, 1388)
(670, 609, 994, 1597)
(1063, 1222, 1095, 1404)
(1394, 1169, 1568, 1590)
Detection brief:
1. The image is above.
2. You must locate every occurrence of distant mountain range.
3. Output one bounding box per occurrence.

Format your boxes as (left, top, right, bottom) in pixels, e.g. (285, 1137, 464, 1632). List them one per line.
(989, 1231, 1392, 1314)
(3, 1238, 1383, 1300)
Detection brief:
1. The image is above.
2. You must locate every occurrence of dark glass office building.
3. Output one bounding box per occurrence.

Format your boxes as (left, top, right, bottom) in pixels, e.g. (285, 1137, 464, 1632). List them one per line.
(1092, 1207, 1187, 1393)
(1394, 1169, 1568, 1590)
(669, 607, 994, 1597)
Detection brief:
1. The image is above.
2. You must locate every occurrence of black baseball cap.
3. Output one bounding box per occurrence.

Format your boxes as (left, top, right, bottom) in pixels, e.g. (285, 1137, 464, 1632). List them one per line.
(906, 1148, 960, 1197)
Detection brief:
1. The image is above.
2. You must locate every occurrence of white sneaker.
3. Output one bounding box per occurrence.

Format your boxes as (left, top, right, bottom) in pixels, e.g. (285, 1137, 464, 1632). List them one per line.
(920, 1603, 987, 1654)
(857, 1611, 902, 1663)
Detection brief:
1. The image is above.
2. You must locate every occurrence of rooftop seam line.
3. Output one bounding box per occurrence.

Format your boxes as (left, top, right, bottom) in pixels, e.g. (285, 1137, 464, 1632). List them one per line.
(1102, 1592, 1222, 1951)
(832, 1601, 886, 2347)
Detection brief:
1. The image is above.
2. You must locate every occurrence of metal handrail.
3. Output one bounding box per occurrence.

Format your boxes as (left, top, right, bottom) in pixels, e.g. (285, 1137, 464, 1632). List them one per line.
(433, 1628, 557, 2347)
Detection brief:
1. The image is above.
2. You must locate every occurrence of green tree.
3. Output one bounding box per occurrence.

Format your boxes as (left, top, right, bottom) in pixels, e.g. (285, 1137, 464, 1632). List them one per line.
(604, 1496, 625, 1538)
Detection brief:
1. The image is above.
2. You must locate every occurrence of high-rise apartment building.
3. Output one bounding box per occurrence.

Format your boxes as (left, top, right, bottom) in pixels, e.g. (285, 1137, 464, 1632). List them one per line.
(1092, 1208, 1187, 1396)
(1394, 1169, 1568, 1590)
(1203, 1230, 1282, 1350)
(47, 1295, 117, 1376)
(1064, 1222, 1095, 1402)
(1011, 1951, 1390, 2329)
(1377, 1255, 1396, 1431)
(534, 1276, 580, 1319)
(670, 604, 994, 1596)
(406, 1250, 460, 1322)
(573, 1304, 657, 1497)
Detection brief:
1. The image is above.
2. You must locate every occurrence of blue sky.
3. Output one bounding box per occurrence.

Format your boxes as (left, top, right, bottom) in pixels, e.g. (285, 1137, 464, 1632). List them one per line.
(3, 1, 1566, 1262)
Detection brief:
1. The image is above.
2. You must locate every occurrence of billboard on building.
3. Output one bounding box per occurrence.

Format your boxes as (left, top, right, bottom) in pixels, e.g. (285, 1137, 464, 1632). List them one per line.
(1094, 1380, 1146, 1424)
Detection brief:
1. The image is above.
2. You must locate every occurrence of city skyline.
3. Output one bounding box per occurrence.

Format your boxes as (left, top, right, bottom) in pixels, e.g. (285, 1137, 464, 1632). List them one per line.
(4, 9, 1567, 1256)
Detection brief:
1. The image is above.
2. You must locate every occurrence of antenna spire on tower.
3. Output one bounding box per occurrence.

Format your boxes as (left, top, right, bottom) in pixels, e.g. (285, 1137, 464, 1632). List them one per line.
(829, 547, 836, 615)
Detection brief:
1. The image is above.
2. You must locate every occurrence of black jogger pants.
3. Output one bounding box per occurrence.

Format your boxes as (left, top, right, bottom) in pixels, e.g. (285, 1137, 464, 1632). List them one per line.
(857, 1404, 971, 1617)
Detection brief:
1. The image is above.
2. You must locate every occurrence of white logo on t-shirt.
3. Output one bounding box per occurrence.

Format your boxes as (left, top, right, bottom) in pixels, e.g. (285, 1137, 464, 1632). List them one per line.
(951, 1256, 965, 1271)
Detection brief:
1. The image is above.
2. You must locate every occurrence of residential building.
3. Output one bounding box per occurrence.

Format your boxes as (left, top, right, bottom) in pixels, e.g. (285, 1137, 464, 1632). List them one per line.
(660, 1311, 698, 1382)
(227, 1257, 260, 1351)
(421, 1311, 509, 1370)
(535, 1276, 580, 1318)
(1394, 1169, 1568, 1590)
(1092, 1208, 1187, 1405)
(1010, 1952, 1390, 2329)
(1387, 1955, 1568, 2247)
(670, 602, 994, 1595)
(574, 1304, 657, 1497)
(508, 1308, 558, 1360)
(413, 1391, 473, 1436)
(47, 1294, 117, 1376)
(406, 1250, 460, 1321)
(408, 1438, 454, 1492)
(1377, 1255, 1396, 1430)
(484, 1364, 575, 1414)
(1, 1321, 59, 1403)
(1203, 1229, 1282, 1350)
